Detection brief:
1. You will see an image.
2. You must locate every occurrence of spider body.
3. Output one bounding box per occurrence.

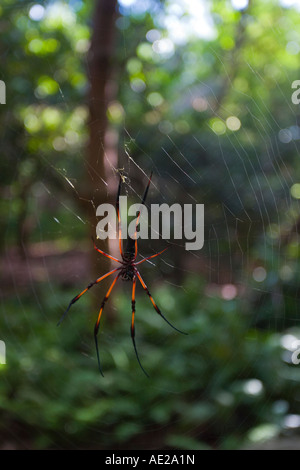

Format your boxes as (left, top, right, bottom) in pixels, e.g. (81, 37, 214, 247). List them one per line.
(120, 255, 136, 281)
(122, 237, 136, 261)
(58, 172, 186, 376)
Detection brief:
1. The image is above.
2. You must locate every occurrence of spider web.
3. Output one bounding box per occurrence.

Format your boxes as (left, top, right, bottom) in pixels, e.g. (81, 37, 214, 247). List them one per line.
(2, 0, 300, 451)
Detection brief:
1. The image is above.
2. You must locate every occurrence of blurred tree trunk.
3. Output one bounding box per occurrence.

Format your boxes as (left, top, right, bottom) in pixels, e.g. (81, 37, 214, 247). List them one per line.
(84, 0, 118, 317)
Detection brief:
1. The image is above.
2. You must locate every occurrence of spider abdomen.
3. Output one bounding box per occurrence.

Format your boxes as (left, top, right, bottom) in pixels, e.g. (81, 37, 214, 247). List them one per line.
(120, 265, 135, 281)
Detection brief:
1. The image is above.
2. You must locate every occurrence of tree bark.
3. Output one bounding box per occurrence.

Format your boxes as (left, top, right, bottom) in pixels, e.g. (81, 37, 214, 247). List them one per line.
(85, 0, 118, 314)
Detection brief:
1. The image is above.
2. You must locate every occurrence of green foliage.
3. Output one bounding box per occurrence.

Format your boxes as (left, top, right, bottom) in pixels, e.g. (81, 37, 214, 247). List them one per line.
(0, 0, 91, 248)
(0, 278, 299, 449)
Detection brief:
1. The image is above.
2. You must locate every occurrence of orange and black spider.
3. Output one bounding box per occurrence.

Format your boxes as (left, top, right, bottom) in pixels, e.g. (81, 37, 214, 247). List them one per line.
(58, 172, 186, 377)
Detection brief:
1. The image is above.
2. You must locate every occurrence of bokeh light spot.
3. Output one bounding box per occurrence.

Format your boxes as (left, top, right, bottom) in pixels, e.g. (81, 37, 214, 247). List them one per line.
(29, 4, 45, 21)
(226, 116, 241, 131)
(221, 284, 238, 300)
(290, 183, 300, 199)
(253, 267, 267, 282)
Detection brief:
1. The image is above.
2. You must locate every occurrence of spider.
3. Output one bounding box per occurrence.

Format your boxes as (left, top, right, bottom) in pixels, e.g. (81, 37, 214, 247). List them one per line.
(58, 172, 186, 377)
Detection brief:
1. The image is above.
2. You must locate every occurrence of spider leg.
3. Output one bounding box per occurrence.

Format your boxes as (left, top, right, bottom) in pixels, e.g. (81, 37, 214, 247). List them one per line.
(116, 176, 124, 258)
(94, 273, 120, 376)
(133, 172, 153, 259)
(92, 237, 122, 263)
(131, 276, 149, 377)
(57, 267, 121, 326)
(136, 270, 187, 335)
(135, 247, 168, 266)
